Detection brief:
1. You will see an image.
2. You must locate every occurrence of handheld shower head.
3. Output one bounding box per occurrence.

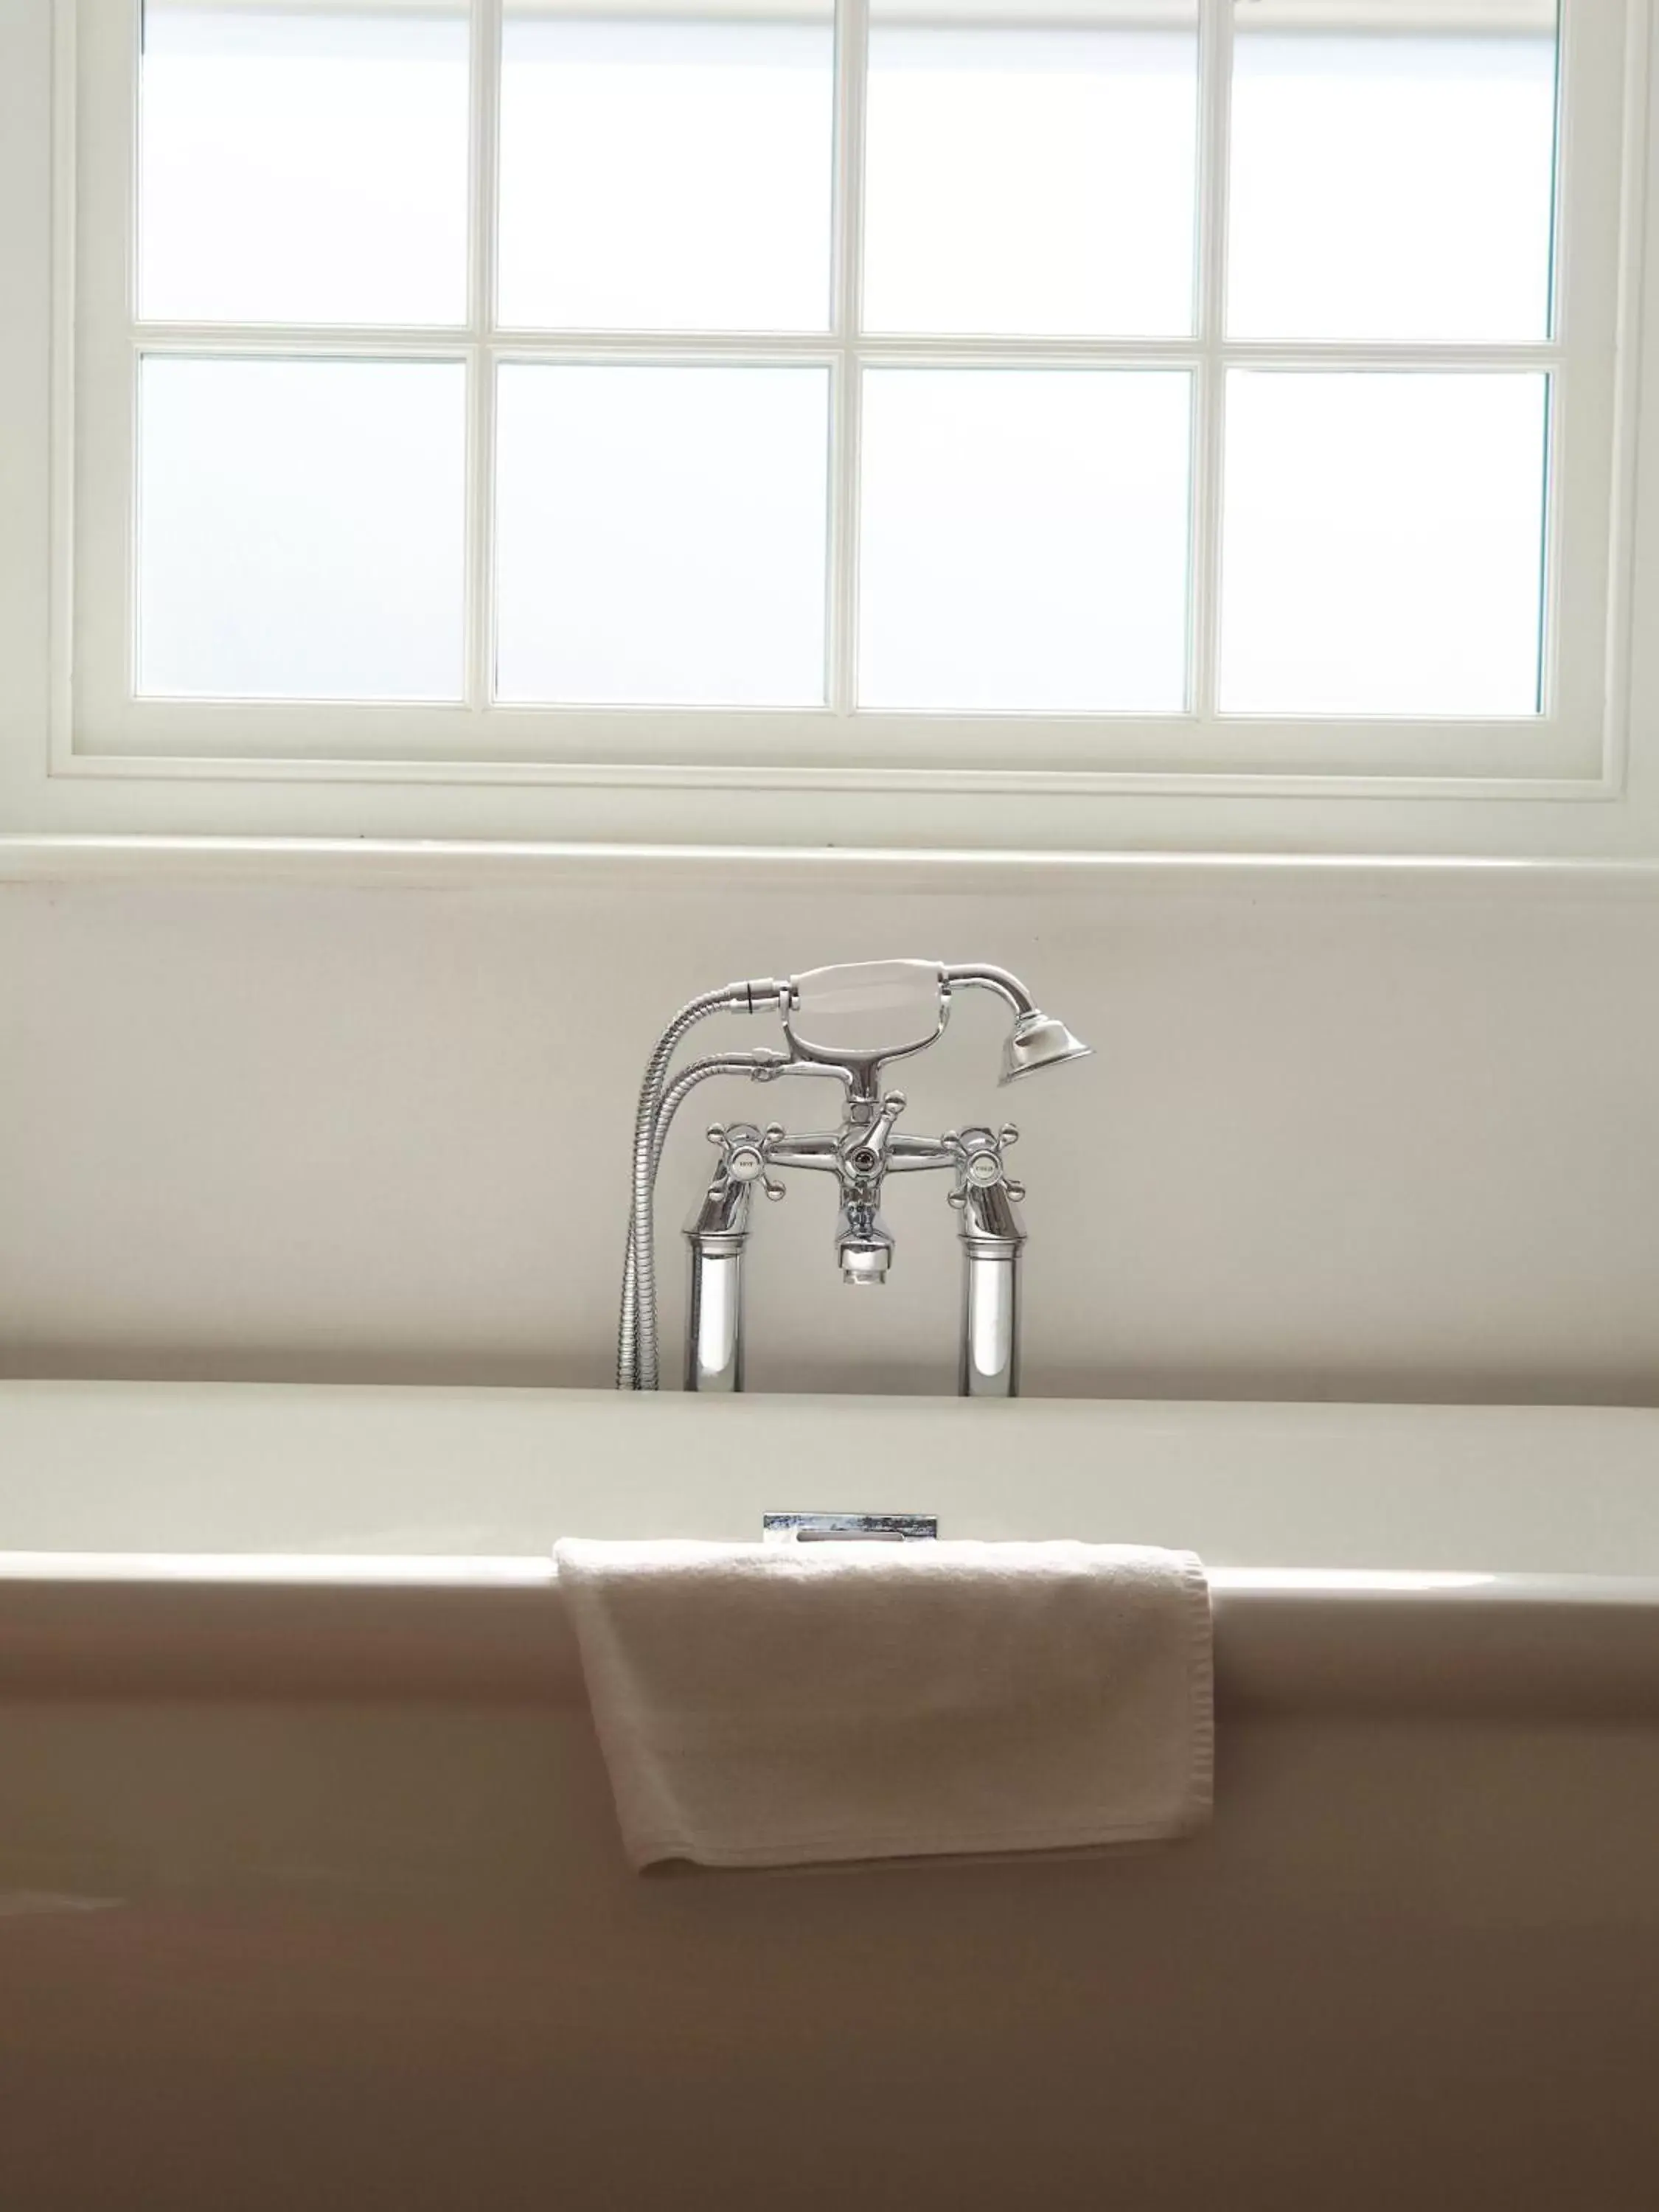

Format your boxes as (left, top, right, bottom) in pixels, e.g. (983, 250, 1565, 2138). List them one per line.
(999, 1009, 1094, 1085)
(939, 965, 1093, 1086)
(780, 960, 1093, 1099)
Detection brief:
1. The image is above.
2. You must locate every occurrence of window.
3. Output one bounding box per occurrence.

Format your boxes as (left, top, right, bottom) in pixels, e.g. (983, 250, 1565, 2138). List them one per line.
(26, 0, 1653, 844)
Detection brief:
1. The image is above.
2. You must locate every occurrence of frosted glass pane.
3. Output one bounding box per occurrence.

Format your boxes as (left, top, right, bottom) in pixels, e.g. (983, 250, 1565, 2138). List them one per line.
(138, 358, 466, 700)
(858, 371, 1192, 713)
(1228, 4, 1558, 341)
(139, 4, 469, 325)
(495, 366, 830, 706)
(864, 2, 1198, 337)
(1219, 373, 1547, 717)
(498, 7, 833, 331)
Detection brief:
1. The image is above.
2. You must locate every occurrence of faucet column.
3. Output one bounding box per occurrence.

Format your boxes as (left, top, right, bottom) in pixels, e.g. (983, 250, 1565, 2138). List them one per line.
(684, 1177, 751, 1392)
(952, 1131, 1026, 1398)
(684, 1125, 784, 1392)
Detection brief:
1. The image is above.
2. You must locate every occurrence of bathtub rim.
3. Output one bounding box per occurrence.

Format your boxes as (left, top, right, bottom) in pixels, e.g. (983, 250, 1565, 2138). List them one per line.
(2, 1553, 1658, 1720)
(3, 1378, 1658, 1719)
(2, 1379, 1658, 1576)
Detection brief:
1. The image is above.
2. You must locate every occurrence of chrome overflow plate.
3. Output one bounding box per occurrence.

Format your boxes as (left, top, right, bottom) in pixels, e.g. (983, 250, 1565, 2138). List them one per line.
(762, 1511, 939, 1544)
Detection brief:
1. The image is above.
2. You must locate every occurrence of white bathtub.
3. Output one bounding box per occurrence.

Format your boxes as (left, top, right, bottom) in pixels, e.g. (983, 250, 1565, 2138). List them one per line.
(2, 1382, 1658, 2210)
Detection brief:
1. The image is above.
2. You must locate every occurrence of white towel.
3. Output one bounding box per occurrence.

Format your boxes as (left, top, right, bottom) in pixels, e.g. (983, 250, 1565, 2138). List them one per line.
(553, 1537, 1213, 1871)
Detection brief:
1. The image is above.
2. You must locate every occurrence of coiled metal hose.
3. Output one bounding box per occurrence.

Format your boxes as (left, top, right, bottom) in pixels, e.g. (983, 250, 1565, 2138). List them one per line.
(616, 983, 784, 1391)
(616, 1048, 784, 1390)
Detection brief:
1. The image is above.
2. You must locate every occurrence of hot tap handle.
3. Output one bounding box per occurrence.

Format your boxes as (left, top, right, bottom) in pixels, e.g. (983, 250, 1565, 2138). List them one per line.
(703, 1119, 790, 1200)
(704, 1122, 769, 1183)
(950, 1125, 1023, 1203)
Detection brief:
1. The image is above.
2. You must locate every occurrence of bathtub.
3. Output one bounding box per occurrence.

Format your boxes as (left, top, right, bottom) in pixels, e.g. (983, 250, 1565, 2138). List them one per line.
(2, 1381, 1658, 2210)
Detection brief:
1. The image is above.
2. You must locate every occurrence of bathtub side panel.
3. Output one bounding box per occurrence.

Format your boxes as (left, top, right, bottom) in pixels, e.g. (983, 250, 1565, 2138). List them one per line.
(1, 1695, 1655, 2211)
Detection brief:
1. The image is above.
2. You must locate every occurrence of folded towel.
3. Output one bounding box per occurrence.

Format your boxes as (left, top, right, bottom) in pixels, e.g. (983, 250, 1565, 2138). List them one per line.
(553, 1537, 1213, 1871)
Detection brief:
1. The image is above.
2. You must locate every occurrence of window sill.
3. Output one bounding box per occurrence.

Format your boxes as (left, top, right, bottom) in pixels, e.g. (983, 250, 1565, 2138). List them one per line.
(11, 833, 1659, 905)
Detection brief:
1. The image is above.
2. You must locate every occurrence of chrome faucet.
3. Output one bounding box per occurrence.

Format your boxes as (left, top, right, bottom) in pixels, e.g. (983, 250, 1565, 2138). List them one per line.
(616, 961, 1092, 1397)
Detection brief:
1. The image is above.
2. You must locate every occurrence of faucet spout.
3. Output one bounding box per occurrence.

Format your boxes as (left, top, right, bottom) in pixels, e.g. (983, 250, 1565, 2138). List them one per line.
(835, 1200, 894, 1286)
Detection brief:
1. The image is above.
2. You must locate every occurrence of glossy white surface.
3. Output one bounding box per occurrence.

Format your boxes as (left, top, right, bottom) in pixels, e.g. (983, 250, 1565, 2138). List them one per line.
(3, 1382, 1654, 1571)
(2, 1384, 1658, 1722)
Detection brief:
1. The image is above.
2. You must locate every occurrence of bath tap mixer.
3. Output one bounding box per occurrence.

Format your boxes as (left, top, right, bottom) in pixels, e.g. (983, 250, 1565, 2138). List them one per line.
(615, 961, 1091, 1397)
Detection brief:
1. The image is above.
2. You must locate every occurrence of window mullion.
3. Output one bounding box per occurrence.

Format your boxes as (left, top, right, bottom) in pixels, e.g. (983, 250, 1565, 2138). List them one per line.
(828, 0, 869, 719)
(1192, 0, 1234, 724)
(466, 0, 502, 714)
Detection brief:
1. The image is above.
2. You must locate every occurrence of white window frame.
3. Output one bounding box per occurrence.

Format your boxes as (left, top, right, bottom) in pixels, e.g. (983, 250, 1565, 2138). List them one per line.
(1, 0, 1654, 852)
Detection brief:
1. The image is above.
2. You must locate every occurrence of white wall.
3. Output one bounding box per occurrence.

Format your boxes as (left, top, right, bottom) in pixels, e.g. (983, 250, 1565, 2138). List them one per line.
(4, 854, 1657, 1404)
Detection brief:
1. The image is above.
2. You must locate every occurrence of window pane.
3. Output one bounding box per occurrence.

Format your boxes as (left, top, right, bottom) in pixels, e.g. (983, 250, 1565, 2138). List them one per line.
(139, 2, 469, 326)
(1228, 0, 1558, 342)
(498, 2, 834, 332)
(858, 370, 1192, 713)
(495, 366, 830, 706)
(863, 0, 1198, 338)
(137, 358, 466, 700)
(1219, 372, 1548, 717)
